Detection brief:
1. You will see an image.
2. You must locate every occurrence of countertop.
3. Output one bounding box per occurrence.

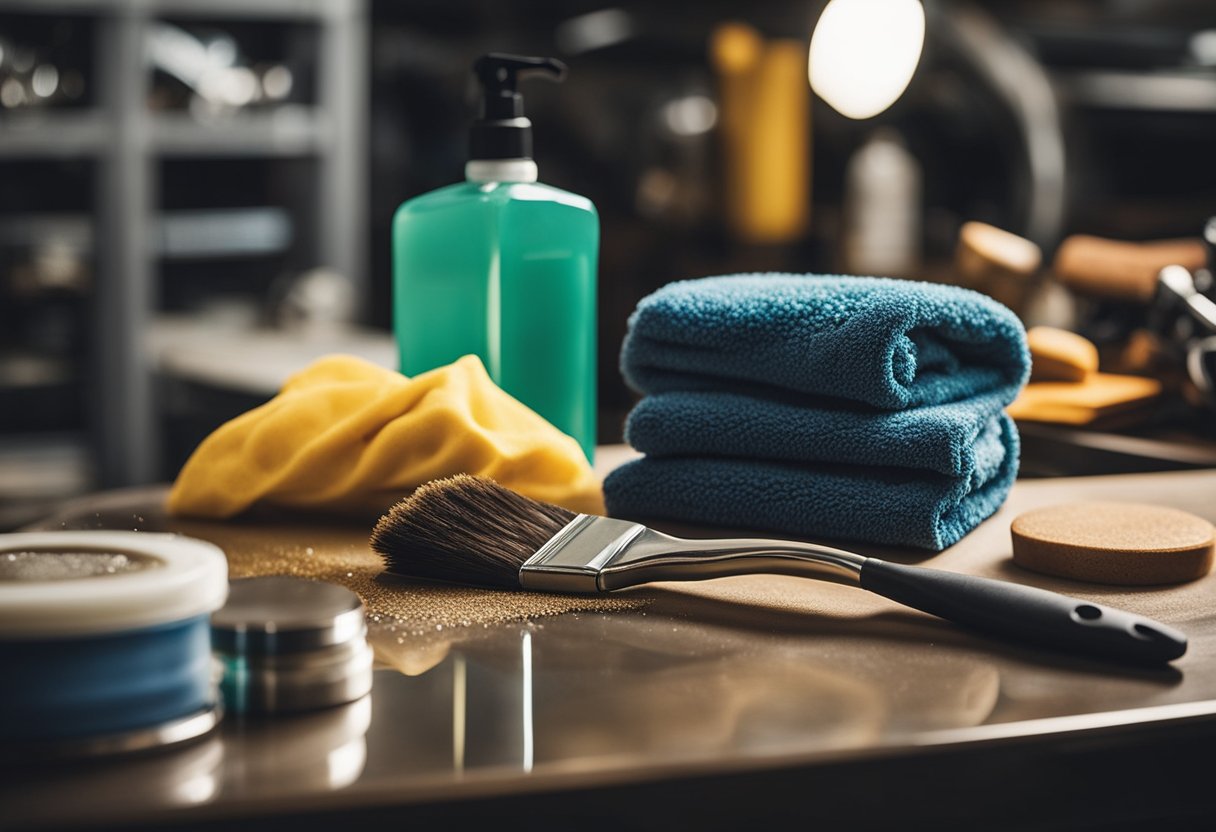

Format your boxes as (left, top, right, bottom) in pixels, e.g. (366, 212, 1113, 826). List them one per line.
(4, 451, 1216, 830)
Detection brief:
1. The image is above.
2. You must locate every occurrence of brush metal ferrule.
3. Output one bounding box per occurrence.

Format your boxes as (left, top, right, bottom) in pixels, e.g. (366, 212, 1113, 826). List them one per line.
(519, 515, 867, 594)
(519, 515, 646, 593)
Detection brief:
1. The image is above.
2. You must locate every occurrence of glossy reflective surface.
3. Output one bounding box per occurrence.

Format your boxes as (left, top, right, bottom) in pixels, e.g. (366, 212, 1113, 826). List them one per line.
(5, 465, 1216, 829)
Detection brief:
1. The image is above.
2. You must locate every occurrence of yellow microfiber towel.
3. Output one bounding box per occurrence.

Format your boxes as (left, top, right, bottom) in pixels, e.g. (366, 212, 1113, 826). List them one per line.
(167, 353, 604, 518)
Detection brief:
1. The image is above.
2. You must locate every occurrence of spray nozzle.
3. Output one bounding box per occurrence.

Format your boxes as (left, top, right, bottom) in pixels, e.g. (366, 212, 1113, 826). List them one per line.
(473, 54, 567, 119)
(469, 53, 567, 163)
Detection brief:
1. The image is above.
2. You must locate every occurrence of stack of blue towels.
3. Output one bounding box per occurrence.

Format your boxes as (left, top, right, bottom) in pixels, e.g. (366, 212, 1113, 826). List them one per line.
(603, 274, 1031, 551)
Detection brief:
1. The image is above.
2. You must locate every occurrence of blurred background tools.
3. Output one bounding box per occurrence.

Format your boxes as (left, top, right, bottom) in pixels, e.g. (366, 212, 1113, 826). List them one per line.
(1054, 234, 1208, 304)
(948, 213, 1216, 475)
(2, 1, 1216, 520)
(1007, 326, 1162, 427)
(0, 0, 367, 524)
(951, 220, 1215, 350)
(1062, 222, 1216, 421)
(955, 221, 1043, 321)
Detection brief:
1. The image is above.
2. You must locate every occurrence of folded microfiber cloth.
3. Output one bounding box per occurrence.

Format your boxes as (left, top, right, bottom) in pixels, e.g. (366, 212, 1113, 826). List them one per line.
(604, 413, 1019, 550)
(621, 274, 1030, 409)
(168, 354, 603, 519)
(607, 272, 1029, 550)
(625, 390, 1012, 489)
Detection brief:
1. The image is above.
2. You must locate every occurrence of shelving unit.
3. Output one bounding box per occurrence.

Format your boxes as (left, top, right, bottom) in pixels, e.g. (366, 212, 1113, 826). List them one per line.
(0, 0, 368, 489)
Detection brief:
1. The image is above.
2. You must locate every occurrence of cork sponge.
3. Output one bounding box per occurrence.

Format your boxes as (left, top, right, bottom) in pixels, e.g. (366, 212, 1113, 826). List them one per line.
(1011, 502, 1215, 586)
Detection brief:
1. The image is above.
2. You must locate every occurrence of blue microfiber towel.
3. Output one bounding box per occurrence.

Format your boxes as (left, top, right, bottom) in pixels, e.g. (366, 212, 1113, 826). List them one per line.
(625, 390, 1012, 489)
(604, 413, 1019, 551)
(621, 274, 1030, 410)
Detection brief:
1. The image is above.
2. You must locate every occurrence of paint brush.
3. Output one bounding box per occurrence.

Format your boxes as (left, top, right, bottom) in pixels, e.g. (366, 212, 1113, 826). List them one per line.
(370, 475, 1187, 665)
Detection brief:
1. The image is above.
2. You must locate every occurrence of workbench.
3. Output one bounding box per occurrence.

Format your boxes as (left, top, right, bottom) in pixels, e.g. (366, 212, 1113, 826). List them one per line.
(4, 452, 1216, 830)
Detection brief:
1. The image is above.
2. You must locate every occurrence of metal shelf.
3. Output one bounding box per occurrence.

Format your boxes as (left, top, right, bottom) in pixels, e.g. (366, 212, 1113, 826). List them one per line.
(0, 112, 109, 158)
(149, 0, 336, 19)
(0, 0, 368, 486)
(1060, 70, 1216, 112)
(0, 0, 335, 20)
(0, 207, 293, 258)
(151, 109, 330, 156)
(0, 433, 94, 530)
(0, 109, 329, 158)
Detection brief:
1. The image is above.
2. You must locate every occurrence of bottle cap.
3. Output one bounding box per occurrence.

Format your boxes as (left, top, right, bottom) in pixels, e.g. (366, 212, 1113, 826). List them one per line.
(469, 53, 566, 162)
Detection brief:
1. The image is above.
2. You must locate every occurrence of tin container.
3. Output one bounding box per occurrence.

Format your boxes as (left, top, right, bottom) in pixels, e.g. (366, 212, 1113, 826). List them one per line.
(211, 576, 373, 715)
(0, 532, 229, 761)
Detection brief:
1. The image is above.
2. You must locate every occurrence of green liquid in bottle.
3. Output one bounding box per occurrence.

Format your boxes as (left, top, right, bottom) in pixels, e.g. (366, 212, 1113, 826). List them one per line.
(393, 180, 598, 460)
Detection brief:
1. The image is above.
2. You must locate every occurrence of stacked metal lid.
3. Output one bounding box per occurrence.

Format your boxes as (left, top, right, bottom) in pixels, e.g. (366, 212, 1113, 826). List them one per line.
(211, 576, 373, 715)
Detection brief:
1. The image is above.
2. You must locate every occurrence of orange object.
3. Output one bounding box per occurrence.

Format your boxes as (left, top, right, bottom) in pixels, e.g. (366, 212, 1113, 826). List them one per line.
(712, 23, 810, 243)
(1011, 326, 1160, 423)
(1026, 326, 1099, 383)
(955, 222, 1042, 313)
(1007, 373, 1161, 425)
(1053, 235, 1207, 303)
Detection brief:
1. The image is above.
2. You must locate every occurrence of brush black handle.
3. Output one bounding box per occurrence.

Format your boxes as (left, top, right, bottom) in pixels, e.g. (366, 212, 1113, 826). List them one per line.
(859, 559, 1187, 664)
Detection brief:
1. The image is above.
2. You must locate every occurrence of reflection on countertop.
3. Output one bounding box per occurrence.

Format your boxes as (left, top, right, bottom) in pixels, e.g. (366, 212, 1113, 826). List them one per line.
(366, 609, 1002, 772)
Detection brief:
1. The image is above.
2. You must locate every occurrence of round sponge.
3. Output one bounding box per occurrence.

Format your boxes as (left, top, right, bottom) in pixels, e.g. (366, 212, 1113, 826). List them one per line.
(1011, 502, 1214, 586)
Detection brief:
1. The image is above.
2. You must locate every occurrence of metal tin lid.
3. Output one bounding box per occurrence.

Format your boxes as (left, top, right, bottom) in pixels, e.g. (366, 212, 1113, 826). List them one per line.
(211, 576, 366, 655)
(220, 640, 374, 714)
(0, 532, 229, 638)
(212, 576, 372, 714)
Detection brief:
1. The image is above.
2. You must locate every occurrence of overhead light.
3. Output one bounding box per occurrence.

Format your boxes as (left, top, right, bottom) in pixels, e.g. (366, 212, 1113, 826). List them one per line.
(809, 0, 925, 119)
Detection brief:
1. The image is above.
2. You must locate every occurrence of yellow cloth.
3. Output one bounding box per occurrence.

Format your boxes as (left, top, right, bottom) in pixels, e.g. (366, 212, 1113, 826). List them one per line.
(167, 354, 604, 518)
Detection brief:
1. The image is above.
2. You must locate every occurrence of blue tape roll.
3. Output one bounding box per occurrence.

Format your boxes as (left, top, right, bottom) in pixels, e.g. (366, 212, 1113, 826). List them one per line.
(0, 615, 213, 742)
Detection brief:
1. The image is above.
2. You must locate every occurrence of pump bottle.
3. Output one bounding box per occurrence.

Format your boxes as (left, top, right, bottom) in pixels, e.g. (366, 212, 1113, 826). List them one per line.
(392, 54, 599, 460)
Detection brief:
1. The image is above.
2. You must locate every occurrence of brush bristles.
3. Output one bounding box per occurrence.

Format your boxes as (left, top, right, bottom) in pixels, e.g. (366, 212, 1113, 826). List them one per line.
(370, 475, 578, 589)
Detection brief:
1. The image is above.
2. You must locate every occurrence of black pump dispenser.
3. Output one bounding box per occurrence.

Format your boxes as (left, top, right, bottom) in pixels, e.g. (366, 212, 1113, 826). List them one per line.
(470, 53, 567, 162)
